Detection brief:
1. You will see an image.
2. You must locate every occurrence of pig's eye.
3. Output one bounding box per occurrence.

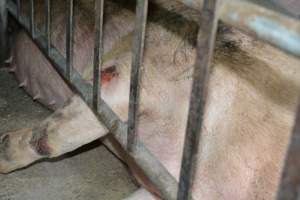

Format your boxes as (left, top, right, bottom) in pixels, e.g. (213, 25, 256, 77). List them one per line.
(101, 65, 119, 84)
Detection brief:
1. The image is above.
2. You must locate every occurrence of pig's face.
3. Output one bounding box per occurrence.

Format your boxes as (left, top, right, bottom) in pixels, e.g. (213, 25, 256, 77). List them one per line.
(100, 56, 131, 122)
(98, 21, 198, 181)
(99, 20, 196, 129)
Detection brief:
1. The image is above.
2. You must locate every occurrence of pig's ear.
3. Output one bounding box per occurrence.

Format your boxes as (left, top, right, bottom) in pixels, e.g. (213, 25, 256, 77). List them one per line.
(101, 62, 119, 85)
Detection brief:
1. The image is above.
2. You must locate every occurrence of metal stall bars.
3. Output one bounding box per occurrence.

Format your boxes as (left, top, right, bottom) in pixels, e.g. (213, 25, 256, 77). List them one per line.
(277, 103, 300, 199)
(66, 0, 74, 80)
(127, 0, 148, 153)
(45, 0, 51, 53)
(29, 0, 35, 38)
(92, 0, 104, 111)
(4, 0, 300, 200)
(177, 0, 219, 199)
(6, 0, 179, 199)
(0, 0, 8, 65)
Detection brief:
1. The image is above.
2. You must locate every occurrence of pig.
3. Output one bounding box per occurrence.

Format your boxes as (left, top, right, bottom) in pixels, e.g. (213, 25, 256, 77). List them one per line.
(1, 0, 300, 199)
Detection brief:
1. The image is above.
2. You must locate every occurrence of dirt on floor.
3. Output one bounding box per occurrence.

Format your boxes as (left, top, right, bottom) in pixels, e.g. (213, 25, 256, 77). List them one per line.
(0, 67, 138, 200)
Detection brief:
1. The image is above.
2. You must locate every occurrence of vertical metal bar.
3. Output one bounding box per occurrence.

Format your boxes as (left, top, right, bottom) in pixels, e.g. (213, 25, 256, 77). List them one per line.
(66, 0, 74, 80)
(177, 0, 219, 199)
(45, 0, 51, 54)
(0, 0, 7, 65)
(127, 0, 149, 153)
(277, 101, 300, 200)
(16, 0, 20, 19)
(93, 0, 104, 111)
(29, 0, 35, 38)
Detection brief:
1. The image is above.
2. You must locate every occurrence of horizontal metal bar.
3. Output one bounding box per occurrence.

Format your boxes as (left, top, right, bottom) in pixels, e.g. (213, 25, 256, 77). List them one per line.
(177, 0, 219, 199)
(127, 0, 149, 153)
(66, 0, 74, 80)
(93, 0, 104, 111)
(155, 0, 300, 58)
(276, 101, 300, 200)
(220, 0, 300, 58)
(7, 1, 179, 199)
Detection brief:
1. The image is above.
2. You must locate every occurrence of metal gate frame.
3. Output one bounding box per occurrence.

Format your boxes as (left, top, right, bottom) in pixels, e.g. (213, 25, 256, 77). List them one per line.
(1, 0, 300, 199)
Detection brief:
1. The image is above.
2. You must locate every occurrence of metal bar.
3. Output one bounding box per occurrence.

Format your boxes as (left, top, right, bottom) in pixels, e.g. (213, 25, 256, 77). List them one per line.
(16, 0, 20, 19)
(277, 101, 300, 200)
(0, 0, 7, 65)
(220, 0, 300, 58)
(92, 0, 104, 111)
(66, 0, 74, 80)
(127, 0, 149, 153)
(152, 0, 300, 58)
(29, 0, 35, 38)
(177, 0, 219, 200)
(7, 3, 179, 199)
(45, 0, 51, 54)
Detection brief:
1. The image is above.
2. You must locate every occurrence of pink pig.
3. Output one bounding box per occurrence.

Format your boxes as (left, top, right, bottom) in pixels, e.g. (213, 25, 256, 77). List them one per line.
(1, 0, 300, 199)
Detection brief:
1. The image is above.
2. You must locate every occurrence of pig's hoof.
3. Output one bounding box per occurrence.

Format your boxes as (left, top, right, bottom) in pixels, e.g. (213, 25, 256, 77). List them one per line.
(0, 134, 15, 174)
(0, 129, 41, 174)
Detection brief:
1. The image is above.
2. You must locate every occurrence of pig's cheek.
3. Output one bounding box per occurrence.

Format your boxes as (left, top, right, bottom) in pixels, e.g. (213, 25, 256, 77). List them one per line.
(101, 75, 120, 95)
(100, 77, 128, 120)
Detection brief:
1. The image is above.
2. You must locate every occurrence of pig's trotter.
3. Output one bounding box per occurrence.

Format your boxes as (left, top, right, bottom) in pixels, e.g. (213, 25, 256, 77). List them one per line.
(0, 95, 108, 173)
(0, 128, 44, 173)
(30, 126, 52, 157)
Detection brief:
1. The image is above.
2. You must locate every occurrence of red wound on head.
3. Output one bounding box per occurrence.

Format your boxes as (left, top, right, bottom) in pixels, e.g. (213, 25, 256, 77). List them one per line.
(101, 65, 118, 84)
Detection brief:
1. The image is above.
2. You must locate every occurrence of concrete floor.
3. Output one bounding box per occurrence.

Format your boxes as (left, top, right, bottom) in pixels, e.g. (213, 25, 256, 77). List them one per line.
(0, 68, 138, 200)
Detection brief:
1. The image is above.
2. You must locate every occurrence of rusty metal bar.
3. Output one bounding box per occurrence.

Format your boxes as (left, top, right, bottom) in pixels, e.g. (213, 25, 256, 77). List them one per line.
(127, 0, 149, 153)
(92, 0, 104, 111)
(177, 0, 219, 199)
(29, 0, 35, 38)
(0, 0, 7, 65)
(277, 101, 300, 200)
(66, 0, 74, 80)
(45, 0, 51, 54)
(7, 2, 179, 199)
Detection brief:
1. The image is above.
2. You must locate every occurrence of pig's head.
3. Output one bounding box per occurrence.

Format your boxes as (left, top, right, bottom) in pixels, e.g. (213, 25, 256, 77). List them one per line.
(95, 18, 199, 180)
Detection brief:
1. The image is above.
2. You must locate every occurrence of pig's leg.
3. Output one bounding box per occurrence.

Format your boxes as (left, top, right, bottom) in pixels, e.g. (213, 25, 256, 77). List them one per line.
(0, 95, 108, 173)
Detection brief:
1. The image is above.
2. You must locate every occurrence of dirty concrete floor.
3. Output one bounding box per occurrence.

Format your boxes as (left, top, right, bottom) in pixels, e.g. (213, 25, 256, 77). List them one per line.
(0, 68, 138, 200)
